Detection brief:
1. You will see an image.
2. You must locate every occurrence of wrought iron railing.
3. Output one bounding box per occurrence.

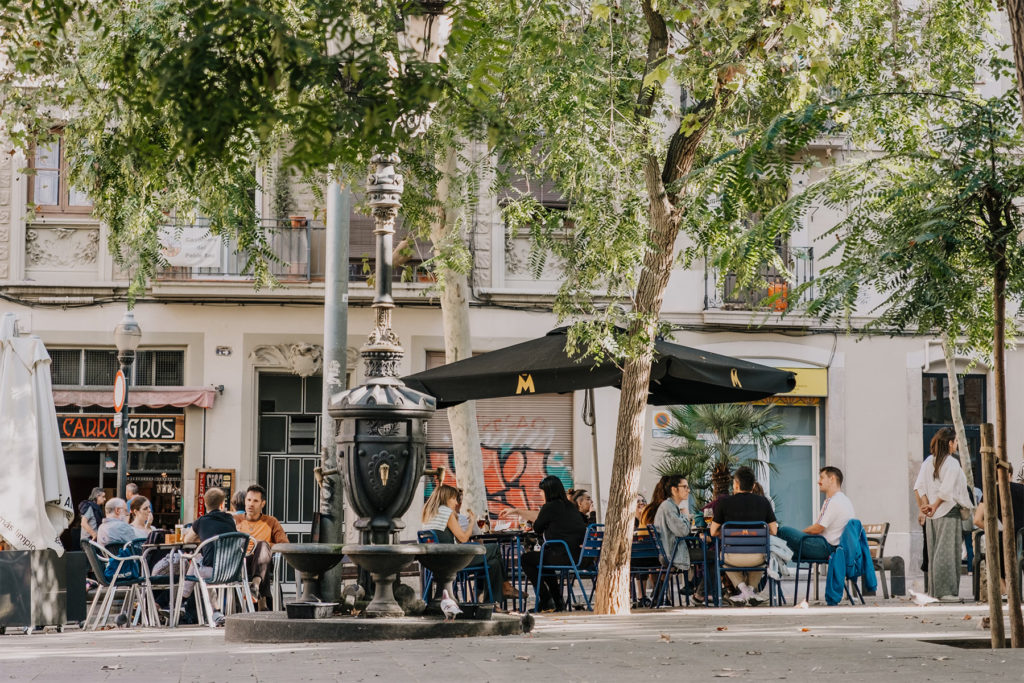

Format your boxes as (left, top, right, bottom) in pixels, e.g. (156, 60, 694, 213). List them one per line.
(155, 220, 423, 283)
(704, 246, 814, 312)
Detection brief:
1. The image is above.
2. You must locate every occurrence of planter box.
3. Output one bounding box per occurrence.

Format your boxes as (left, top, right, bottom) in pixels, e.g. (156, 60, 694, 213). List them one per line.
(0, 549, 86, 629)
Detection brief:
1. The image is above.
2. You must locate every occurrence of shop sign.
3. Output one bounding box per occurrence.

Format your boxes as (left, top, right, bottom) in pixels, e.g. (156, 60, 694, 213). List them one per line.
(195, 468, 235, 518)
(57, 414, 185, 443)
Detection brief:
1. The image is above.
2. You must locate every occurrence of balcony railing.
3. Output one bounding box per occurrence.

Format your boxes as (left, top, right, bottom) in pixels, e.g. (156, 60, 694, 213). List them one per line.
(704, 246, 814, 312)
(155, 220, 422, 284)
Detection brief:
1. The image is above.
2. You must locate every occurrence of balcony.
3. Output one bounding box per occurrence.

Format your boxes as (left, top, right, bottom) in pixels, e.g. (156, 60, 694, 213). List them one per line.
(704, 246, 814, 312)
(154, 220, 424, 284)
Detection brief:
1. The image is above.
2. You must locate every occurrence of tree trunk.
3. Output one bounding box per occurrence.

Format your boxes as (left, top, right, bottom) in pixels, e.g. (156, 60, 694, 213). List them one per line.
(593, 155, 680, 614)
(940, 333, 974, 494)
(1005, 0, 1024, 115)
(992, 241, 1024, 645)
(430, 148, 487, 520)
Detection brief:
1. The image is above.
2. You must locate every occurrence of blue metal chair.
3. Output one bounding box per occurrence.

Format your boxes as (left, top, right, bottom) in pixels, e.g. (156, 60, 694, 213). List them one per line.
(792, 534, 835, 604)
(534, 523, 602, 612)
(175, 532, 254, 627)
(653, 533, 711, 607)
(416, 530, 493, 603)
(631, 525, 668, 607)
(718, 522, 780, 606)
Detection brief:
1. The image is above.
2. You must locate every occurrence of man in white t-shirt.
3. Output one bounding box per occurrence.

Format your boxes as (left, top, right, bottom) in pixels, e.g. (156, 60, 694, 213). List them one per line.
(778, 466, 856, 561)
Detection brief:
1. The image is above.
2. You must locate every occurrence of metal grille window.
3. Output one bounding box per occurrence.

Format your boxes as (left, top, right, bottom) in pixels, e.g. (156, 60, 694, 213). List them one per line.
(50, 348, 185, 386)
(49, 349, 83, 385)
(84, 350, 120, 385)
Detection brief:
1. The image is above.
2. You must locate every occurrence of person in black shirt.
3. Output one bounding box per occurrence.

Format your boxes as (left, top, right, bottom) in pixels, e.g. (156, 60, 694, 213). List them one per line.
(516, 476, 587, 612)
(153, 487, 237, 603)
(710, 466, 778, 605)
(184, 487, 237, 563)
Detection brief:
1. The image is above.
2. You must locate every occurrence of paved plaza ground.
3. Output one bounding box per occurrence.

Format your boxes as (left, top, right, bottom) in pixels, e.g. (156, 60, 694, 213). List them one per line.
(3, 590, 1024, 682)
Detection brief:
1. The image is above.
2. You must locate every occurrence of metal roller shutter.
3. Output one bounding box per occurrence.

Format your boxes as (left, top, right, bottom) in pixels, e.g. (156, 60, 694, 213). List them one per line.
(424, 351, 574, 516)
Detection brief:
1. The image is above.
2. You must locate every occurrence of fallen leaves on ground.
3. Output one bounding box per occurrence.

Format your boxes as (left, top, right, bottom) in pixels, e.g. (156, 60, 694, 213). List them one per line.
(715, 626, 728, 631)
(800, 627, 811, 632)
(514, 655, 531, 662)
(659, 633, 672, 643)
(963, 614, 972, 620)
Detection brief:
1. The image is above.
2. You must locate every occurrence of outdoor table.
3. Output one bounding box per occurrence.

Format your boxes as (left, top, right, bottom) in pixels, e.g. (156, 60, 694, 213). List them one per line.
(688, 527, 721, 607)
(142, 542, 197, 627)
(474, 530, 535, 612)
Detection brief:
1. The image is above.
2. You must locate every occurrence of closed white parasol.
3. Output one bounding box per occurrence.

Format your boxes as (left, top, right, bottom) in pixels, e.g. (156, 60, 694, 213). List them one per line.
(0, 312, 73, 553)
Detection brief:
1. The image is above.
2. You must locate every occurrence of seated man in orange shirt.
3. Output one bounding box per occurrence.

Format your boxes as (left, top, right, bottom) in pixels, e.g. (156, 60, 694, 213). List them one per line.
(234, 484, 288, 608)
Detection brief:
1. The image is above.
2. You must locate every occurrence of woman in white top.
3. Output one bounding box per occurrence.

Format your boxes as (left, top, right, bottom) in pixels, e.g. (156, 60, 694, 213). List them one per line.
(913, 427, 972, 600)
(421, 484, 517, 603)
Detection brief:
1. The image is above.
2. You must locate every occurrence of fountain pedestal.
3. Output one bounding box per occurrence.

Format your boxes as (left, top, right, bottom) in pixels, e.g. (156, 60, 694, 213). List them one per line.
(343, 544, 422, 617)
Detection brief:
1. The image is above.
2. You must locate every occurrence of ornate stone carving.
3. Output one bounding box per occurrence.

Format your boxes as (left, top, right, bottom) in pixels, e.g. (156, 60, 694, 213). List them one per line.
(25, 227, 99, 268)
(0, 224, 9, 241)
(249, 342, 324, 377)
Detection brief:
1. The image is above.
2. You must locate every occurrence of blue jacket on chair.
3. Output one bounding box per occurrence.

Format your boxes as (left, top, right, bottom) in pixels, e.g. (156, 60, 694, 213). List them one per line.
(825, 519, 877, 605)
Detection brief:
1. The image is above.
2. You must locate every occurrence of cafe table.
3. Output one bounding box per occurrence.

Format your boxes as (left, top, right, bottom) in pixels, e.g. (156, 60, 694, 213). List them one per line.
(141, 540, 197, 627)
(474, 529, 535, 612)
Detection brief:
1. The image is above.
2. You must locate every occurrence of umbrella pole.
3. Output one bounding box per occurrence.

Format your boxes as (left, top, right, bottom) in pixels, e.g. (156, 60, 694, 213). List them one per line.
(585, 388, 603, 524)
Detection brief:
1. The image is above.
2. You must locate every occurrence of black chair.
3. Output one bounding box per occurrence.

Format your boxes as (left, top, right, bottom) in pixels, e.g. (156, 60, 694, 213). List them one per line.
(175, 532, 254, 627)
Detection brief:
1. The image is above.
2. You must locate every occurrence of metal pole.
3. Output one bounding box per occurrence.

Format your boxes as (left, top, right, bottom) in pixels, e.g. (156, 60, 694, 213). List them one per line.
(115, 351, 135, 500)
(996, 448, 1024, 646)
(584, 388, 603, 523)
(318, 177, 351, 601)
(981, 423, 1005, 647)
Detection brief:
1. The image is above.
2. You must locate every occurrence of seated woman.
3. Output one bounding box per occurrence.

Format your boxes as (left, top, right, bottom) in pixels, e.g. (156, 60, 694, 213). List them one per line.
(129, 495, 155, 539)
(571, 489, 597, 525)
(505, 476, 588, 612)
(421, 484, 516, 604)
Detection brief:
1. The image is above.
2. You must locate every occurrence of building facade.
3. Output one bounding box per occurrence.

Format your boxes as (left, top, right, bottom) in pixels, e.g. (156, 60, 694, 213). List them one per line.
(1, 132, 1018, 582)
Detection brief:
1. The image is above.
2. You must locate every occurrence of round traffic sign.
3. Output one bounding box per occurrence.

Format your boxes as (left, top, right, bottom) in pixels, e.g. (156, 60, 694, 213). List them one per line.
(113, 369, 126, 412)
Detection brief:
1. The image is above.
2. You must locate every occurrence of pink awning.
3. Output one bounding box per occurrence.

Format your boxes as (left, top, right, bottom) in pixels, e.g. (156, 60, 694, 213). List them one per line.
(52, 386, 217, 409)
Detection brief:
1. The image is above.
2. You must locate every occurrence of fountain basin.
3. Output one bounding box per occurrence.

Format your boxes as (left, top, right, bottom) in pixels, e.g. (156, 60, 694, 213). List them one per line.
(272, 543, 346, 606)
(417, 543, 486, 612)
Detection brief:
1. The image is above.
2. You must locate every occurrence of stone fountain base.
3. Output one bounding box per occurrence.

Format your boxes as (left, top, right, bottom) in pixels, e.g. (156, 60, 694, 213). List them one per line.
(225, 611, 524, 643)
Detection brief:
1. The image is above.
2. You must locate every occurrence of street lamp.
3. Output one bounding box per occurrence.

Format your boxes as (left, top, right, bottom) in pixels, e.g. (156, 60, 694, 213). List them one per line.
(113, 311, 142, 500)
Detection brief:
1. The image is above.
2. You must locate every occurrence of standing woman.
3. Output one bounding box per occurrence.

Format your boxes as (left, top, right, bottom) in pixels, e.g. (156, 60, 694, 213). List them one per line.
(914, 427, 973, 600)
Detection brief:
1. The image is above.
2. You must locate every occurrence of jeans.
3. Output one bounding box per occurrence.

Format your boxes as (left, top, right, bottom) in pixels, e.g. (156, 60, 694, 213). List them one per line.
(778, 526, 833, 561)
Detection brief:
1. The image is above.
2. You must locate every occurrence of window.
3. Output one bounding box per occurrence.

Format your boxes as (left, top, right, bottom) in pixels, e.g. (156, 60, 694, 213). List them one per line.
(27, 132, 93, 215)
(50, 349, 185, 386)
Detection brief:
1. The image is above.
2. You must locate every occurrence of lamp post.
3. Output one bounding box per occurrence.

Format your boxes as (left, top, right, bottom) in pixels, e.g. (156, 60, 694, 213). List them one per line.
(113, 311, 142, 500)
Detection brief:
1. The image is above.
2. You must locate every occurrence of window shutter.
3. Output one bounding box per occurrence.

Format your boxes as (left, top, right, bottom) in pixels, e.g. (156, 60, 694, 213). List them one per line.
(424, 351, 574, 515)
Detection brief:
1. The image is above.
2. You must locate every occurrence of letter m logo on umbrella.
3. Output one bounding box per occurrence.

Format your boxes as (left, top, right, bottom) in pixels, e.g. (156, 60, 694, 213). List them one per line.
(515, 373, 536, 395)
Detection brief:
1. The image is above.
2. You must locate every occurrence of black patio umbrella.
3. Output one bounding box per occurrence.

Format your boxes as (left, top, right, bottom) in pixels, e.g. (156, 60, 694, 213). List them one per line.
(403, 327, 796, 408)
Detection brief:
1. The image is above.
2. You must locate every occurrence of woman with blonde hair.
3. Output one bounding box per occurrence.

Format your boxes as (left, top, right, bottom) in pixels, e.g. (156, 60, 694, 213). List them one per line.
(421, 483, 517, 603)
(914, 427, 972, 600)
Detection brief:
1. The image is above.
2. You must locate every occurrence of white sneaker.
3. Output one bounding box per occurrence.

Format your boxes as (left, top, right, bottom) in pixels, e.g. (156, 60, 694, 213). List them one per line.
(739, 585, 759, 603)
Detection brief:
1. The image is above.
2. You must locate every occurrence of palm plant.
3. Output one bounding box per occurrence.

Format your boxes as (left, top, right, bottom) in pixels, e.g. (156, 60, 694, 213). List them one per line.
(656, 403, 792, 509)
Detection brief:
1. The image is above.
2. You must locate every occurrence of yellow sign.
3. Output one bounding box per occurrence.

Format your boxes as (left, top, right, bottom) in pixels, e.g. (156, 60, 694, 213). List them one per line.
(780, 367, 828, 397)
(515, 373, 536, 395)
